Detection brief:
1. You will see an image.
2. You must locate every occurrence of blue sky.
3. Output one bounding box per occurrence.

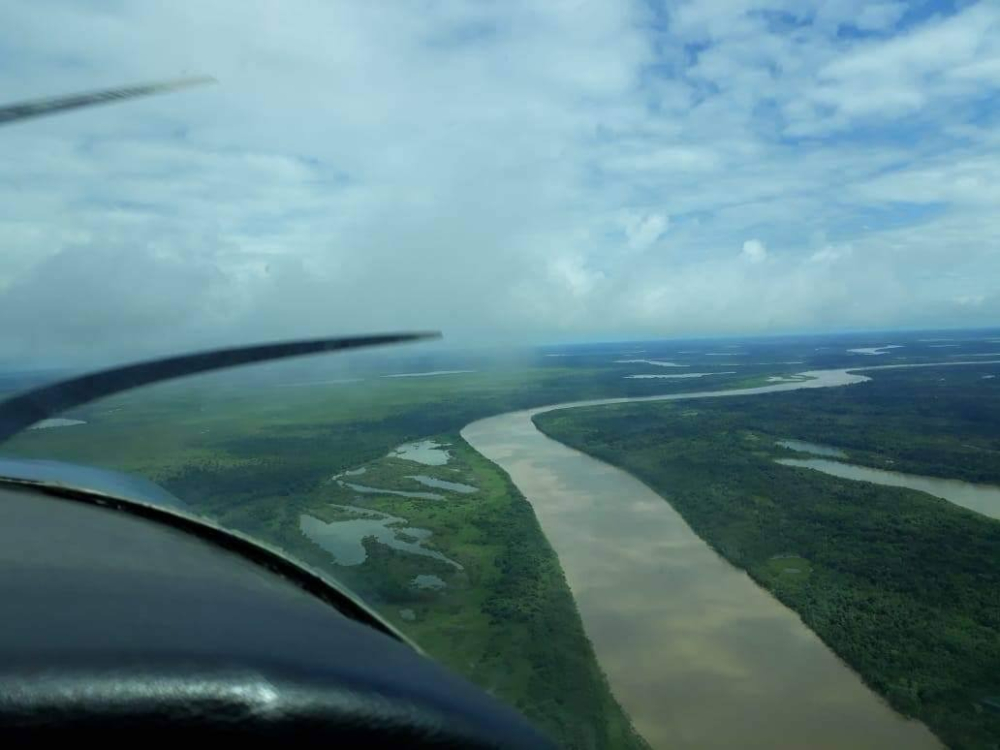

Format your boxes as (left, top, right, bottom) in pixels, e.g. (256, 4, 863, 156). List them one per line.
(0, 0, 998, 362)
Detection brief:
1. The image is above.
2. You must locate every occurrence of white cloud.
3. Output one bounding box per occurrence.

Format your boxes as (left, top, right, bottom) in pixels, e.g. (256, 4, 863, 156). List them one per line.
(956, 294, 986, 307)
(855, 153, 1000, 207)
(809, 245, 852, 264)
(741, 239, 768, 263)
(0, 0, 998, 363)
(623, 212, 670, 251)
(784, 2, 1000, 134)
(855, 2, 908, 32)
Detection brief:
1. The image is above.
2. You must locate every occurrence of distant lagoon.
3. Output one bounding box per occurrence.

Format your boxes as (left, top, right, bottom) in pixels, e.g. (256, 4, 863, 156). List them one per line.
(625, 371, 735, 380)
(29, 418, 86, 429)
(383, 370, 476, 378)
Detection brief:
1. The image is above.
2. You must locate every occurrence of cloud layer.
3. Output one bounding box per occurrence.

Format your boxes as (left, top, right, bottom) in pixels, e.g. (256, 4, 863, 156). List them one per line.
(0, 0, 998, 363)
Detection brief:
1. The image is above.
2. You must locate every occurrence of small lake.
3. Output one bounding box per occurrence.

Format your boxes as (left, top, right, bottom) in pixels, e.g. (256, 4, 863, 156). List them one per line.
(615, 359, 687, 367)
(848, 345, 903, 355)
(300, 505, 462, 568)
(412, 574, 447, 590)
(625, 371, 735, 380)
(341, 481, 445, 501)
(29, 418, 86, 429)
(383, 370, 477, 378)
(407, 475, 477, 494)
(390, 440, 451, 466)
(276, 378, 363, 387)
(776, 439, 847, 458)
(776, 458, 1000, 521)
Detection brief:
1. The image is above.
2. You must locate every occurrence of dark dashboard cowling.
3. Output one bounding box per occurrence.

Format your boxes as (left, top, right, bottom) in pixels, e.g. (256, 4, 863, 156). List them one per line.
(0, 484, 554, 746)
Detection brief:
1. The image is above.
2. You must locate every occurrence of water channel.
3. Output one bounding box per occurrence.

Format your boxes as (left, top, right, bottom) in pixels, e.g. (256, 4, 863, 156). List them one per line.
(460, 366, 982, 748)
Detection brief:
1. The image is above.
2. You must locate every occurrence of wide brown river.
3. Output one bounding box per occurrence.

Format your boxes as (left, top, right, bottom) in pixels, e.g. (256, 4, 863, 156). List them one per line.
(462, 367, 950, 749)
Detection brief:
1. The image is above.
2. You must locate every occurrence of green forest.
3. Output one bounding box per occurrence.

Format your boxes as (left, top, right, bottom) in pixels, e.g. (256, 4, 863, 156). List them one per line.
(535, 366, 1000, 750)
(697, 365, 1000, 485)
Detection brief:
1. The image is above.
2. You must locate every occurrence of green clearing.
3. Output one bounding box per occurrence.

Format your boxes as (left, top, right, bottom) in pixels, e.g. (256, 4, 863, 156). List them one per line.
(535, 365, 1000, 750)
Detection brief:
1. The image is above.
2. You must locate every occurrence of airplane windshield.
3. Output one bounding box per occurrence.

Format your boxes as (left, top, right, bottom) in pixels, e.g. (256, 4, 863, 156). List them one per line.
(1, 3, 998, 748)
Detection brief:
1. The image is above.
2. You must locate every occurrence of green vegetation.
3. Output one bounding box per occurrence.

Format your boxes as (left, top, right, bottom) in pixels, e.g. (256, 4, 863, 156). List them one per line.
(7, 345, 997, 747)
(295, 437, 645, 748)
(535, 366, 1000, 750)
(0, 363, 747, 481)
(721, 366, 1000, 485)
(3, 367, 653, 749)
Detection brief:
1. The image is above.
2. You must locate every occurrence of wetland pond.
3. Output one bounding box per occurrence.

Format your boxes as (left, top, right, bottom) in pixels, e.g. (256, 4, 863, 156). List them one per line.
(389, 440, 451, 465)
(406, 475, 477, 494)
(299, 505, 462, 569)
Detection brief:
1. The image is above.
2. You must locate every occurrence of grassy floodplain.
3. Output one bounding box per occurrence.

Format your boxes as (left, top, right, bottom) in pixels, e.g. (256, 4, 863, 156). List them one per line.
(1, 364, 658, 749)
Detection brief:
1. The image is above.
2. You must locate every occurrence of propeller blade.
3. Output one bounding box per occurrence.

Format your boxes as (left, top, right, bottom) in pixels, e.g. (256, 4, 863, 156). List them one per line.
(0, 76, 215, 127)
(0, 332, 440, 443)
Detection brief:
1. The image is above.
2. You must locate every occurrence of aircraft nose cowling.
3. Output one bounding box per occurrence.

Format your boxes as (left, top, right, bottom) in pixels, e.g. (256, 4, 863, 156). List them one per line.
(0, 484, 555, 748)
